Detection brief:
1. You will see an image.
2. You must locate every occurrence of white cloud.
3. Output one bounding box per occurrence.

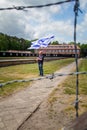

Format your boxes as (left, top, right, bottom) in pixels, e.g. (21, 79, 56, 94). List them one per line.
(0, 0, 87, 43)
(78, 13, 87, 31)
(80, 0, 87, 9)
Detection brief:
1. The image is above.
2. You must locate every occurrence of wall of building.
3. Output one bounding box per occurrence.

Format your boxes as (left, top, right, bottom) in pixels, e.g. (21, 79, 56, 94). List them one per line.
(34, 44, 80, 57)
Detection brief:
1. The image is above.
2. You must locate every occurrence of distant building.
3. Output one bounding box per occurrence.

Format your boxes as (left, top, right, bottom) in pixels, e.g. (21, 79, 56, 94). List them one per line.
(0, 50, 32, 57)
(34, 44, 80, 57)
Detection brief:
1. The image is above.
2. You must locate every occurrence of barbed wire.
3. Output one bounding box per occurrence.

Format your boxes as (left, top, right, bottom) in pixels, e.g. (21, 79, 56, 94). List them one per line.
(0, 0, 85, 118)
(0, 71, 87, 88)
(0, 0, 75, 11)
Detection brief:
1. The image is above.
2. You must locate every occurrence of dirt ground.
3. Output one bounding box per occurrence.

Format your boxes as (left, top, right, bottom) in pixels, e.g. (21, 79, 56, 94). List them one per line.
(18, 81, 87, 130)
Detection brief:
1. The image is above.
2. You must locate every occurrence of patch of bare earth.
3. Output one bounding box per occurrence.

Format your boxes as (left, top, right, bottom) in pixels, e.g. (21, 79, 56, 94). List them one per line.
(19, 79, 87, 130)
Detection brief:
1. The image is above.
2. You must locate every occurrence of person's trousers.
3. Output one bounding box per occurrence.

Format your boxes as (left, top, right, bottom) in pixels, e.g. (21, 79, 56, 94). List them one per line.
(38, 63, 43, 76)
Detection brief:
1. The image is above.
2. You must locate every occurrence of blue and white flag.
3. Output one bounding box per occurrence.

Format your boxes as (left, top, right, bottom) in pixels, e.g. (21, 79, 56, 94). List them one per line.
(28, 35, 54, 49)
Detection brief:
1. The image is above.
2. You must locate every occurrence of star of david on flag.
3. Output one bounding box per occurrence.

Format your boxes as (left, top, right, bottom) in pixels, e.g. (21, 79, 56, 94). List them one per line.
(28, 35, 54, 49)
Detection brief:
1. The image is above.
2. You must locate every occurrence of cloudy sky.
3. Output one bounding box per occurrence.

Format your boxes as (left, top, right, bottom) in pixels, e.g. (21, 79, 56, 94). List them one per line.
(0, 0, 87, 43)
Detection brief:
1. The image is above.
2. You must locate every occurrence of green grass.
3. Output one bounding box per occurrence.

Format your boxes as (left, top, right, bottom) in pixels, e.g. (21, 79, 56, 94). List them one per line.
(0, 82, 30, 97)
(44, 58, 75, 74)
(0, 58, 74, 83)
(0, 58, 74, 97)
(63, 59, 87, 95)
(47, 58, 87, 116)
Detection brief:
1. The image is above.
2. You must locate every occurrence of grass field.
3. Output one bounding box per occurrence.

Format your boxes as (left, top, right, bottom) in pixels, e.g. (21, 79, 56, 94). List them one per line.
(63, 58, 87, 95)
(61, 58, 87, 114)
(47, 58, 87, 117)
(0, 58, 74, 97)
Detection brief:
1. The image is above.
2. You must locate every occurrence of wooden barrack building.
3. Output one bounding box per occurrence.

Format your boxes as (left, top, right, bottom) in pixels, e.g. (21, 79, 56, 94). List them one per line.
(35, 44, 80, 57)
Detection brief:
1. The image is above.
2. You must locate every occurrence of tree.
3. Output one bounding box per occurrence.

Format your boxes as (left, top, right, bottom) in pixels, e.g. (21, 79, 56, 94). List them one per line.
(0, 33, 32, 51)
(79, 43, 87, 57)
(51, 41, 59, 45)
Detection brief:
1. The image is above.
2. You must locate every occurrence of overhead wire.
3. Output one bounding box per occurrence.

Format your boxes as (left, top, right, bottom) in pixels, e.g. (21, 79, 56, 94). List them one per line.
(0, 0, 75, 11)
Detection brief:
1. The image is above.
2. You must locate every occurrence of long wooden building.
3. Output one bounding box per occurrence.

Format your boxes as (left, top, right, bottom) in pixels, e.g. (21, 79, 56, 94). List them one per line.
(34, 44, 80, 57)
(0, 44, 80, 57)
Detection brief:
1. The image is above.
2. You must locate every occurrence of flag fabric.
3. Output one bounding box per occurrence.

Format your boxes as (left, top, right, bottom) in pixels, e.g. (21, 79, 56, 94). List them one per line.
(28, 35, 54, 49)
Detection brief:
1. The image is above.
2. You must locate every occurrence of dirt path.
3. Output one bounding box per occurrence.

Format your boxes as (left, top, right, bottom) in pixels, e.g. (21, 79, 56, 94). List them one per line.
(18, 62, 77, 130)
(0, 61, 81, 130)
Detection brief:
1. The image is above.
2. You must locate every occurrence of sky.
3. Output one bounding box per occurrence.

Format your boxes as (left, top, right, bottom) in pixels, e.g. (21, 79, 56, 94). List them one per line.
(0, 0, 87, 44)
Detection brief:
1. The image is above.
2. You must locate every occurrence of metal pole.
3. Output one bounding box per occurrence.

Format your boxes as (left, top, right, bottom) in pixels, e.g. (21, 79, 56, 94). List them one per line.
(74, 0, 79, 117)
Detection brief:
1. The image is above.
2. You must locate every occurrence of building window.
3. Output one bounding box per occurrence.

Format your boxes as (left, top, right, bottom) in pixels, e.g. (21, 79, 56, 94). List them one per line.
(59, 50, 61, 52)
(3, 52, 6, 56)
(77, 50, 80, 52)
(69, 50, 72, 52)
(10, 53, 12, 56)
(65, 50, 68, 52)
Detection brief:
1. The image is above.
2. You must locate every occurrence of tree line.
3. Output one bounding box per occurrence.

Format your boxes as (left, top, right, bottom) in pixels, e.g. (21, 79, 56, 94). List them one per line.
(0, 33, 31, 51)
(0, 32, 87, 57)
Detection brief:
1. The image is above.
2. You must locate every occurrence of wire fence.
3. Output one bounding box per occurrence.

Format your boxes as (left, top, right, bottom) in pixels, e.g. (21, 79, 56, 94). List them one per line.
(0, 0, 74, 11)
(0, 71, 87, 88)
(0, 0, 86, 117)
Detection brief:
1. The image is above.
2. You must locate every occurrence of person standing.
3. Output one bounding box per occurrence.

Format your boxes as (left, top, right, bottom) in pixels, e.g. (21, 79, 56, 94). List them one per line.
(36, 51, 44, 76)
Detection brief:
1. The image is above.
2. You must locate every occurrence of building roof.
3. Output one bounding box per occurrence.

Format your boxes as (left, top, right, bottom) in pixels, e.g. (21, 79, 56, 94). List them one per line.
(40, 44, 80, 50)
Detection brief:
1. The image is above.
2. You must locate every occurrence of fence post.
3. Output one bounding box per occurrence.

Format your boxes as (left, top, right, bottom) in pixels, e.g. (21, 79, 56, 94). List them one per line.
(74, 0, 80, 117)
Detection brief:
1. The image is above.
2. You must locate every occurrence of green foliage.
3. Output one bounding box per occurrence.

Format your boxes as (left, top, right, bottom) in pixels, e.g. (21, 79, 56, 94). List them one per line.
(51, 41, 59, 45)
(0, 32, 31, 51)
(68, 41, 75, 44)
(79, 44, 87, 57)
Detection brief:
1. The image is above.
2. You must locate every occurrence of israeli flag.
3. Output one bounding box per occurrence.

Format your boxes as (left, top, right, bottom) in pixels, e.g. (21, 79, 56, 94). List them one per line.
(28, 35, 54, 49)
